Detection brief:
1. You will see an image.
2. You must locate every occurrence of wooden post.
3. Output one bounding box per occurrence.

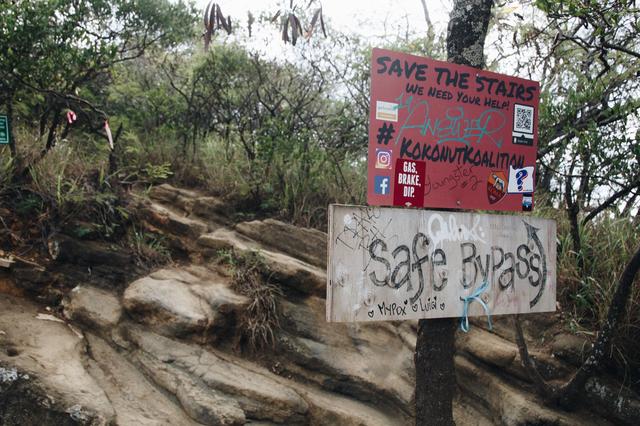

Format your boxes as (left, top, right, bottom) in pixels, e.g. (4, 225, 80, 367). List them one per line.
(414, 1, 494, 425)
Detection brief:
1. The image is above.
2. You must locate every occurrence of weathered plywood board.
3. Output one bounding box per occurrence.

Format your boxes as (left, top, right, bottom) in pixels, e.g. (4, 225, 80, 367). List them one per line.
(327, 204, 556, 322)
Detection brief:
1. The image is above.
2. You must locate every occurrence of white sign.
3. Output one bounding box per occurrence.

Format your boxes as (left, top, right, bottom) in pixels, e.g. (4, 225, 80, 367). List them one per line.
(327, 205, 556, 322)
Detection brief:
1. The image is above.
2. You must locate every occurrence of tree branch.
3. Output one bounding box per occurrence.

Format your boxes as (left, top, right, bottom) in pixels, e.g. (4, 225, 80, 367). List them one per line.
(556, 243, 640, 407)
(582, 180, 640, 225)
(515, 244, 640, 409)
(514, 315, 556, 397)
(419, 0, 435, 40)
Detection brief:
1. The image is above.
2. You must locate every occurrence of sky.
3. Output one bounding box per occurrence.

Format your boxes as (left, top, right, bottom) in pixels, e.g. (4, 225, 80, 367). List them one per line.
(194, 0, 533, 79)
(196, 0, 453, 49)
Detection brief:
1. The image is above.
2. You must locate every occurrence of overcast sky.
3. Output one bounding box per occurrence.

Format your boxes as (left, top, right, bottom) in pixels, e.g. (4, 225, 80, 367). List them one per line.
(194, 1, 535, 78)
(196, 0, 453, 48)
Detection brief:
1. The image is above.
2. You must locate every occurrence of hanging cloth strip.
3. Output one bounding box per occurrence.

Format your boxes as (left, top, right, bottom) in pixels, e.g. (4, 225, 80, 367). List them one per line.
(66, 110, 77, 124)
(104, 120, 114, 150)
(459, 280, 493, 332)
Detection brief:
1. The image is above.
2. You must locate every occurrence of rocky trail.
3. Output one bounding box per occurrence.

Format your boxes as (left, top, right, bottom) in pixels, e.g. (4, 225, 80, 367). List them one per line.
(1, 184, 639, 425)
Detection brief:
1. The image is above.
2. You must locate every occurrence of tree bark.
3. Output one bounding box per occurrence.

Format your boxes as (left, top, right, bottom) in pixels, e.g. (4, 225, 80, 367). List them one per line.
(564, 162, 584, 270)
(514, 244, 640, 409)
(582, 179, 640, 225)
(446, 0, 494, 68)
(415, 2, 494, 425)
(44, 106, 62, 154)
(415, 318, 458, 425)
(419, 0, 436, 42)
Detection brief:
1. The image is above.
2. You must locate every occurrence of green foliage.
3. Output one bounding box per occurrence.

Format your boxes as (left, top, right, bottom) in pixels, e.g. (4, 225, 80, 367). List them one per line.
(512, 4, 640, 381)
(0, 0, 197, 153)
(108, 43, 368, 226)
(0, 151, 14, 195)
(20, 139, 129, 239)
(128, 226, 171, 267)
(143, 162, 173, 183)
(1, 0, 639, 385)
(554, 212, 640, 376)
(532, 186, 640, 379)
(28, 146, 91, 219)
(14, 194, 43, 216)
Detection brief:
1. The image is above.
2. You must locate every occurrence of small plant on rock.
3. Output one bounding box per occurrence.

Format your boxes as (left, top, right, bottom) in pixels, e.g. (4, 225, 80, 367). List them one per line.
(127, 226, 172, 268)
(218, 249, 282, 352)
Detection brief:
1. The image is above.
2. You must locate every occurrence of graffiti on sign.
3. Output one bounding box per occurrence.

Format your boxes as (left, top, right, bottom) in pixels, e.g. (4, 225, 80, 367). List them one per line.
(367, 48, 540, 211)
(327, 205, 556, 322)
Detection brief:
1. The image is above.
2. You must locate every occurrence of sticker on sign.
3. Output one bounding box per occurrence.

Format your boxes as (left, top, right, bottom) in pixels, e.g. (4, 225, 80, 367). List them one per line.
(393, 159, 425, 207)
(507, 166, 534, 193)
(375, 101, 398, 122)
(327, 205, 556, 322)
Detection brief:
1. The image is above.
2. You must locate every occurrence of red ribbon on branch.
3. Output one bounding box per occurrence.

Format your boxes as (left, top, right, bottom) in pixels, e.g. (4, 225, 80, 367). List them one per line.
(66, 110, 77, 124)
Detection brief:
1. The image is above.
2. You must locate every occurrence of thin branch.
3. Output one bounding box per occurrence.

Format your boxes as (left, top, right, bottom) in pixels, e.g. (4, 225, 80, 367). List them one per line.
(582, 180, 640, 225)
(556, 244, 640, 406)
(514, 245, 640, 408)
(419, 0, 435, 40)
(514, 315, 556, 397)
(12, 75, 107, 119)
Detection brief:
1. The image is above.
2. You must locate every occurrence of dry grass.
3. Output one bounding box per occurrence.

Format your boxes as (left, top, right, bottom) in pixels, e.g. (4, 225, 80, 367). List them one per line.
(535, 196, 640, 385)
(219, 249, 283, 352)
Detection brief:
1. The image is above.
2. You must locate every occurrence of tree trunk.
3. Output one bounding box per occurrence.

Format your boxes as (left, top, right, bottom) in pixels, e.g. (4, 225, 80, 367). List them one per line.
(446, 0, 495, 68)
(557, 243, 640, 407)
(44, 107, 62, 154)
(415, 1, 494, 425)
(514, 243, 640, 409)
(415, 318, 457, 425)
(565, 163, 584, 270)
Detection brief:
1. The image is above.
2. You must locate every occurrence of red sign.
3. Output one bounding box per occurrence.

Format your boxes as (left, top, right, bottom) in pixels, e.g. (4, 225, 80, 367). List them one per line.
(393, 158, 425, 207)
(367, 48, 540, 211)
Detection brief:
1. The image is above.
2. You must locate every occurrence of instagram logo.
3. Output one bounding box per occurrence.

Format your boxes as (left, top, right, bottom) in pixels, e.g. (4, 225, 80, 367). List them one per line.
(375, 148, 392, 169)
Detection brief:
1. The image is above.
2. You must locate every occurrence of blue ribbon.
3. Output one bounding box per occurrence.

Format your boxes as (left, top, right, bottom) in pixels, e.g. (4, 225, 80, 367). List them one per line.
(459, 280, 493, 333)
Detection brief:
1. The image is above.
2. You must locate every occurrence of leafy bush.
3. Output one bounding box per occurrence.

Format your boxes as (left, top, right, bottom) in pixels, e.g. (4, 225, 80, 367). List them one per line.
(20, 140, 129, 240)
(107, 44, 368, 228)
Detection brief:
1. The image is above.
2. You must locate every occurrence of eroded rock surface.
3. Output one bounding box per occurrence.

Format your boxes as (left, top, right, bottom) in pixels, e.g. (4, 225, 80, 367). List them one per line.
(2, 183, 639, 426)
(198, 228, 325, 297)
(63, 285, 122, 331)
(235, 219, 327, 268)
(0, 295, 114, 424)
(123, 267, 247, 339)
(125, 325, 310, 424)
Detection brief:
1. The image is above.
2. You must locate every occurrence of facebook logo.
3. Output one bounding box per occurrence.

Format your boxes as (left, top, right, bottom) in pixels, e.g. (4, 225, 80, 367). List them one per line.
(374, 176, 390, 195)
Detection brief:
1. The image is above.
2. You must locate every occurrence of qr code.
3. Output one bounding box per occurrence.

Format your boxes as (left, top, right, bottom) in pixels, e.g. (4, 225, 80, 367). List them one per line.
(513, 104, 534, 134)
